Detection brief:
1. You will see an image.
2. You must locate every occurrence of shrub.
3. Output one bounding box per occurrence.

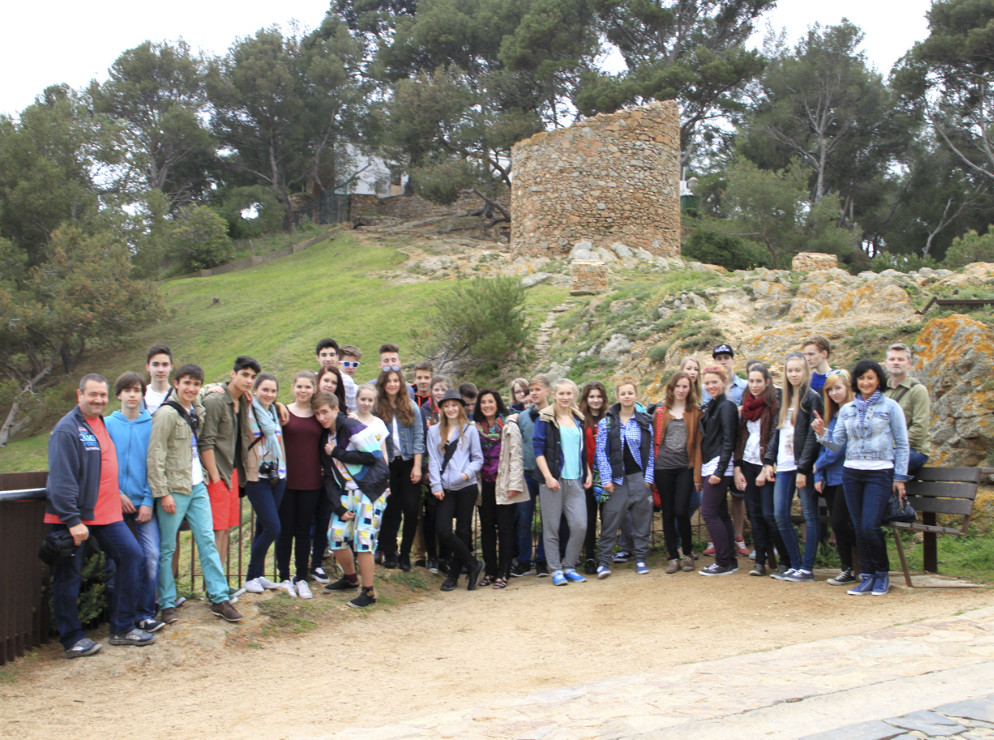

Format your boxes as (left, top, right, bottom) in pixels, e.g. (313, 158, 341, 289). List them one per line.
(683, 228, 771, 271)
(944, 227, 994, 269)
(170, 206, 234, 270)
(413, 277, 529, 377)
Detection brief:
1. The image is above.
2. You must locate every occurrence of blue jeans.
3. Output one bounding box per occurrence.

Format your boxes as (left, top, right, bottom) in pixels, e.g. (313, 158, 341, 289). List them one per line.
(130, 512, 160, 621)
(245, 479, 285, 580)
(741, 462, 783, 569)
(157, 482, 230, 607)
(514, 472, 546, 565)
(774, 471, 819, 571)
(843, 467, 893, 575)
(908, 449, 928, 476)
(51, 520, 142, 648)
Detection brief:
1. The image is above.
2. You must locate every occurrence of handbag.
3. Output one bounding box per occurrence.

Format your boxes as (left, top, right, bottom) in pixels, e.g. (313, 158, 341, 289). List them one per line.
(883, 493, 916, 524)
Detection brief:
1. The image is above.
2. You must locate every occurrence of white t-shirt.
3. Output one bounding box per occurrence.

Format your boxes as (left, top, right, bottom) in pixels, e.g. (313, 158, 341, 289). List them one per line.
(743, 419, 762, 465)
(359, 416, 389, 448)
(145, 386, 171, 415)
(777, 409, 796, 472)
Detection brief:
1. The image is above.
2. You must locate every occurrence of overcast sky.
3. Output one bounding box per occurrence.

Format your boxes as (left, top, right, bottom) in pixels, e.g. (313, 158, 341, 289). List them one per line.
(1, 0, 933, 118)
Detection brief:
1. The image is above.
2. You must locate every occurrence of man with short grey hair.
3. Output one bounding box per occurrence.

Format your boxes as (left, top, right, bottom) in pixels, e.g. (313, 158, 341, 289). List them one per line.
(884, 343, 930, 475)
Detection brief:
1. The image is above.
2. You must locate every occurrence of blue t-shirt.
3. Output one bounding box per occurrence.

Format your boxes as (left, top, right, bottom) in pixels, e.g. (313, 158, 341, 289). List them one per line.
(559, 424, 582, 480)
(810, 371, 827, 391)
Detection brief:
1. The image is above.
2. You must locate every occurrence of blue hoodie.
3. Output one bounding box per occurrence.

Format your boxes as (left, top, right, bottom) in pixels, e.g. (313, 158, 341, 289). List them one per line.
(105, 408, 154, 508)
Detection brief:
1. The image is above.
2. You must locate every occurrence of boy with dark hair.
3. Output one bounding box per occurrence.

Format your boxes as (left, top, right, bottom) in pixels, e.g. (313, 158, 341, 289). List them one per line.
(459, 382, 479, 413)
(144, 344, 174, 414)
(512, 374, 551, 578)
(201, 355, 259, 566)
(316, 337, 357, 413)
(106, 371, 163, 633)
(149, 364, 243, 623)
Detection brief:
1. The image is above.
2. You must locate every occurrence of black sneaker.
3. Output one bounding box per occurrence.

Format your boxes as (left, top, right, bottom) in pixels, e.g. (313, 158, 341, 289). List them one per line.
(383, 554, 398, 569)
(398, 556, 412, 572)
(698, 562, 739, 577)
(159, 607, 179, 624)
(426, 558, 440, 574)
(466, 560, 484, 591)
(440, 574, 459, 591)
(534, 561, 550, 578)
(324, 575, 359, 592)
(108, 628, 156, 646)
(584, 558, 597, 575)
(348, 588, 376, 609)
(136, 618, 166, 633)
(828, 568, 856, 586)
(414, 559, 427, 568)
(511, 561, 532, 577)
(309, 567, 331, 584)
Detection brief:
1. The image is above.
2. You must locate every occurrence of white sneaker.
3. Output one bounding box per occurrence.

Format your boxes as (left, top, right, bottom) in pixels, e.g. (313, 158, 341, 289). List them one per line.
(280, 579, 297, 597)
(258, 577, 281, 590)
(243, 578, 264, 594)
(295, 579, 314, 599)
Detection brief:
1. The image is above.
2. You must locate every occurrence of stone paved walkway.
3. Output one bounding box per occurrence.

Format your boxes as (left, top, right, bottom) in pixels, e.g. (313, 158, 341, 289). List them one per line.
(321, 606, 994, 739)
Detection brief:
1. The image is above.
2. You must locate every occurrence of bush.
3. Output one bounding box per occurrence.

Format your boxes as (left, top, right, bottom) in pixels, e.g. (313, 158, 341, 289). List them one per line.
(866, 252, 940, 273)
(944, 227, 994, 269)
(170, 206, 234, 270)
(683, 228, 771, 271)
(414, 277, 529, 376)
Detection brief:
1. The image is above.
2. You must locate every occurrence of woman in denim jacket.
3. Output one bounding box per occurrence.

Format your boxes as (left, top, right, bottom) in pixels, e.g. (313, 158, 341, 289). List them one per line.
(374, 369, 426, 571)
(813, 360, 909, 597)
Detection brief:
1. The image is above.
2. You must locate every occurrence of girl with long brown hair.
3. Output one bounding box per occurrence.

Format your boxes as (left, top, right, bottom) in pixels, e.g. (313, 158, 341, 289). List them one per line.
(374, 369, 425, 571)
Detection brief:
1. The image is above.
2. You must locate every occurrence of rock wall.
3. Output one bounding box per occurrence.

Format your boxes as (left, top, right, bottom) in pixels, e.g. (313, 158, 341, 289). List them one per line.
(511, 100, 681, 259)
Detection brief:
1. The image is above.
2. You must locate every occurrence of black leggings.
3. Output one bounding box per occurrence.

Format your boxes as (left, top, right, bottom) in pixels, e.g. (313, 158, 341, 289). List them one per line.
(583, 486, 599, 562)
(478, 480, 517, 578)
(656, 467, 694, 560)
(380, 457, 420, 558)
(435, 485, 478, 570)
(824, 483, 855, 570)
(276, 488, 321, 582)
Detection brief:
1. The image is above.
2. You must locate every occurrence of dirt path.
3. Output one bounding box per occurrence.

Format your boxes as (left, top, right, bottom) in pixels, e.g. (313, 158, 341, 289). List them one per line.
(2, 565, 992, 739)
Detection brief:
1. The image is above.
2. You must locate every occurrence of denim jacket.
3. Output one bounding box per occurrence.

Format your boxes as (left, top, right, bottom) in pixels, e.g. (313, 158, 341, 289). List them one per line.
(818, 396, 910, 481)
(813, 415, 845, 487)
(382, 406, 426, 461)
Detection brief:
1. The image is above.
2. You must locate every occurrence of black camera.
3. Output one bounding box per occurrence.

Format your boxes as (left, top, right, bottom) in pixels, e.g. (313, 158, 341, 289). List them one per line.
(259, 461, 280, 485)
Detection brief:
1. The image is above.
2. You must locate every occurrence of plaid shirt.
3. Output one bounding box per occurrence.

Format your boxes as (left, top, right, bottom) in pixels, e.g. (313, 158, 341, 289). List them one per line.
(595, 413, 654, 486)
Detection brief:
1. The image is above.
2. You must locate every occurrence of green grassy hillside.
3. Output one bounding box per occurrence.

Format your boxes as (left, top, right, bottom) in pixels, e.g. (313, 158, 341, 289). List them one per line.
(0, 230, 565, 473)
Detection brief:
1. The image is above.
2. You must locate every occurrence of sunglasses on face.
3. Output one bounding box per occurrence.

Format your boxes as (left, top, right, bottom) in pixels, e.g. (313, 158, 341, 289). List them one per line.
(382, 364, 401, 372)
(341, 361, 360, 368)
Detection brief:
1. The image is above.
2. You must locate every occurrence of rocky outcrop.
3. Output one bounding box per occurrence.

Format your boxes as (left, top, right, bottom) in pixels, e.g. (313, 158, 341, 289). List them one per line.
(914, 314, 994, 467)
(792, 252, 839, 271)
(570, 260, 609, 295)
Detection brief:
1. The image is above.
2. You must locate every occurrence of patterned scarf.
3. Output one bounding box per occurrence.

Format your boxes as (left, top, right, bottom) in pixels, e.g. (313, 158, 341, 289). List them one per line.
(476, 417, 504, 483)
(853, 390, 882, 428)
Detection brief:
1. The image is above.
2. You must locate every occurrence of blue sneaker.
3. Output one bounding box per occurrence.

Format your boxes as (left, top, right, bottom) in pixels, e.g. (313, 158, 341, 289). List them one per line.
(596, 565, 611, 579)
(847, 574, 875, 595)
(551, 570, 568, 586)
(563, 568, 586, 583)
(635, 561, 650, 575)
(871, 573, 890, 596)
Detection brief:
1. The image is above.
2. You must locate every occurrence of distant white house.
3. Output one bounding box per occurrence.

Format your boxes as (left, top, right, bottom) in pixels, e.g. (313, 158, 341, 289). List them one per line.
(341, 148, 408, 197)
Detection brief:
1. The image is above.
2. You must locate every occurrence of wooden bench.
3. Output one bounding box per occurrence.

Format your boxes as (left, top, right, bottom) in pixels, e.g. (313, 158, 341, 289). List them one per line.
(887, 466, 981, 588)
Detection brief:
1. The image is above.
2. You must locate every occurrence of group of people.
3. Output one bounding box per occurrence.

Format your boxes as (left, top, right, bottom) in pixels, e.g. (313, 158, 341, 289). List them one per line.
(43, 333, 930, 659)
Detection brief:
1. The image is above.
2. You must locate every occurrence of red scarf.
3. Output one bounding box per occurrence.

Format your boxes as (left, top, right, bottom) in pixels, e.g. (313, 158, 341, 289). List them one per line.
(741, 392, 766, 422)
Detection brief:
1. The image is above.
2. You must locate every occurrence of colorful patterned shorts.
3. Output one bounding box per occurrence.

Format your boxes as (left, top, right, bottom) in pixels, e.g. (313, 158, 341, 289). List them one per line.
(328, 487, 385, 553)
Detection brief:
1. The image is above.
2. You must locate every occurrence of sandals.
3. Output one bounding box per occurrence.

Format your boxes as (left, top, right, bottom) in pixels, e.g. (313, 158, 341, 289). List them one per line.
(493, 577, 507, 590)
(478, 575, 495, 588)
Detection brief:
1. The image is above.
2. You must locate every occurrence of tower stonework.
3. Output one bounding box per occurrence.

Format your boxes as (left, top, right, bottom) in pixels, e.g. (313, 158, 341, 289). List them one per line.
(511, 100, 681, 258)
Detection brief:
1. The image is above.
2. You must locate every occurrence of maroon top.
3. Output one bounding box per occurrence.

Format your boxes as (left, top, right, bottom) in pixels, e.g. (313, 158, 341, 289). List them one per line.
(283, 409, 323, 490)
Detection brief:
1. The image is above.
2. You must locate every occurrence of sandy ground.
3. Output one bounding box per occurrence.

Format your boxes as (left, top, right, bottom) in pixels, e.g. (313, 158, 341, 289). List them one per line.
(2, 563, 992, 739)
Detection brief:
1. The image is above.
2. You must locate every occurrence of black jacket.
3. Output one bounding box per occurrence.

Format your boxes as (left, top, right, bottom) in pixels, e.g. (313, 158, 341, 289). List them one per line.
(602, 403, 653, 481)
(700, 393, 738, 476)
(319, 413, 389, 505)
(763, 388, 824, 475)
